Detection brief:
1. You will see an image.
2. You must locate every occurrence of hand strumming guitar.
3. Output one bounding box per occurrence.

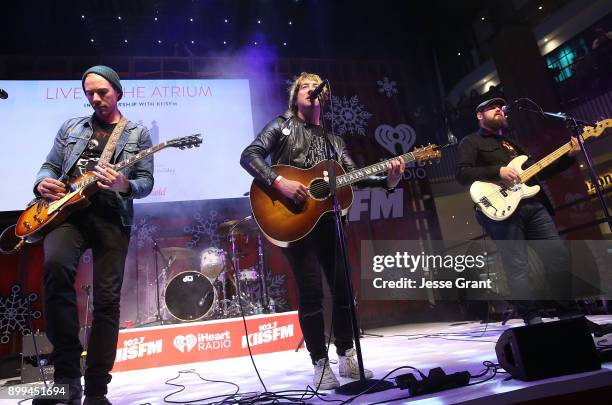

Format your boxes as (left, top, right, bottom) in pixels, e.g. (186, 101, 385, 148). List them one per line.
(37, 178, 67, 201)
(499, 166, 521, 185)
(275, 177, 309, 204)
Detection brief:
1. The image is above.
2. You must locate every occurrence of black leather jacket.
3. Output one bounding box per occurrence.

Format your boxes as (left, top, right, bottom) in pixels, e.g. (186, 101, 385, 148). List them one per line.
(240, 115, 389, 189)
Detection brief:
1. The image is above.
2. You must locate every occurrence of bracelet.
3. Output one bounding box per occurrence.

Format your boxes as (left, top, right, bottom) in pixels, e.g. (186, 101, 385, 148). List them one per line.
(273, 176, 283, 188)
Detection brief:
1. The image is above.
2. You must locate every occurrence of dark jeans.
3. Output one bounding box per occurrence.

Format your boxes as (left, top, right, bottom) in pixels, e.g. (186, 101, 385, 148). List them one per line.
(283, 217, 354, 364)
(43, 195, 130, 396)
(476, 199, 578, 321)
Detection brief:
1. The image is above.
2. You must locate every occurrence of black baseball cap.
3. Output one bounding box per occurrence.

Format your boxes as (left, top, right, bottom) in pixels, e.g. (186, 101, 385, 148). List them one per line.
(475, 97, 506, 113)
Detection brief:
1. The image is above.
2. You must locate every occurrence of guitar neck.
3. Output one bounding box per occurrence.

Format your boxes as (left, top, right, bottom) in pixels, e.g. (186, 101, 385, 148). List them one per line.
(519, 141, 572, 183)
(336, 152, 416, 188)
(112, 142, 167, 171)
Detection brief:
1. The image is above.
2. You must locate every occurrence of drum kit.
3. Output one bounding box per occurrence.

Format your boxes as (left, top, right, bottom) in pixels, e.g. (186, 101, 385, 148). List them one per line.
(153, 216, 273, 323)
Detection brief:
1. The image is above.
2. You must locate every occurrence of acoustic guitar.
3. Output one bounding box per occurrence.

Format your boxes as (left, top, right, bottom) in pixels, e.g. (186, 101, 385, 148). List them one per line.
(249, 144, 441, 247)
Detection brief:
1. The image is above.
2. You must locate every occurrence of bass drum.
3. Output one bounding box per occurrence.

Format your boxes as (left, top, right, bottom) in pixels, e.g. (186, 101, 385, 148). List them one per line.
(164, 271, 215, 322)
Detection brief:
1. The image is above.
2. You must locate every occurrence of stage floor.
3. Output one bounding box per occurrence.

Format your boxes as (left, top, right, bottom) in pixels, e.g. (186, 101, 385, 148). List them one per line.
(5, 315, 612, 404)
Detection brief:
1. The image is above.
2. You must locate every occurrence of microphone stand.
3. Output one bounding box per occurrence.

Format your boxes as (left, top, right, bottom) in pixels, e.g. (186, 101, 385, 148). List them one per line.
(318, 86, 394, 395)
(519, 106, 612, 231)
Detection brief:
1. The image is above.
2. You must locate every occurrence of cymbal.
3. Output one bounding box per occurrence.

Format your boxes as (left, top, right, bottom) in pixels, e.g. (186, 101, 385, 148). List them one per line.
(218, 216, 259, 236)
(160, 247, 194, 261)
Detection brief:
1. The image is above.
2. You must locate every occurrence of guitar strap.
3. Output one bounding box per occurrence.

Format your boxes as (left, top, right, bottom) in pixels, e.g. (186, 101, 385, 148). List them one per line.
(99, 116, 128, 165)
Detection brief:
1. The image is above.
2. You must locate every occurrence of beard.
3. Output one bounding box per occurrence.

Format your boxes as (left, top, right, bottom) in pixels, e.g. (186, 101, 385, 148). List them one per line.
(482, 113, 508, 130)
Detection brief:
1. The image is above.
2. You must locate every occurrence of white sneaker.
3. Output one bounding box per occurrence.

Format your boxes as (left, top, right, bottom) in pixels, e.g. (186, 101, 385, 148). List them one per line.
(338, 348, 374, 379)
(313, 358, 340, 389)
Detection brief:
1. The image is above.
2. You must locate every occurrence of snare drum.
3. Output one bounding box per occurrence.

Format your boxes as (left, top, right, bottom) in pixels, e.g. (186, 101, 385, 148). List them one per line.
(200, 247, 225, 279)
(164, 271, 215, 321)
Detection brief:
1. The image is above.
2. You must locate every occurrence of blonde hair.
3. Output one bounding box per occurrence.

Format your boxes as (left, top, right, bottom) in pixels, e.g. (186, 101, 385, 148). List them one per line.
(287, 72, 326, 116)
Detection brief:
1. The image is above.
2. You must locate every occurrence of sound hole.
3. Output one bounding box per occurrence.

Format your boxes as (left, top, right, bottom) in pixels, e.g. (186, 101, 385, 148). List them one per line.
(309, 178, 330, 200)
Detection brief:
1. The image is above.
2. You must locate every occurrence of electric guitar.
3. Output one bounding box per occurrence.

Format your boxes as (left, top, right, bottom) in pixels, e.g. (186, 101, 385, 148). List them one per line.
(470, 119, 610, 221)
(249, 144, 441, 247)
(15, 134, 202, 242)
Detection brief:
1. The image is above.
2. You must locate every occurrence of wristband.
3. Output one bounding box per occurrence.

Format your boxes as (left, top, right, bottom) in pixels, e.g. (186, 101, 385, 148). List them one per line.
(273, 176, 283, 188)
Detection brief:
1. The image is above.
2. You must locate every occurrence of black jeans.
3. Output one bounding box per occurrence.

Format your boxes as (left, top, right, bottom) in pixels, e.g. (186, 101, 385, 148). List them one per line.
(476, 199, 578, 321)
(43, 195, 130, 396)
(283, 217, 354, 364)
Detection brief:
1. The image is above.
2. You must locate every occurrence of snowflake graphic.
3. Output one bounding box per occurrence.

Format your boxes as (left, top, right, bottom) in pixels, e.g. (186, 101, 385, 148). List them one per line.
(377, 77, 398, 97)
(0, 284, 41, 344)
(250, 273, 289, 312)
(184, 210, 220, 248)
(324, 95, 373, 136)
(132, 217, 159, 249)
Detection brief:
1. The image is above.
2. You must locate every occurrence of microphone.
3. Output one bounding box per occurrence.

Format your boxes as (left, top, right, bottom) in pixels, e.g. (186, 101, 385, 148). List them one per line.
(0, 89, 7, 99)
(307, 79, 329, 100)
(501, 99, 520, 116)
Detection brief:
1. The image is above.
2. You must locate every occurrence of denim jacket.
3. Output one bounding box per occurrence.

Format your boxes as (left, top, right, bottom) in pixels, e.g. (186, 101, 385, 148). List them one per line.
(34, 115, 154, 226)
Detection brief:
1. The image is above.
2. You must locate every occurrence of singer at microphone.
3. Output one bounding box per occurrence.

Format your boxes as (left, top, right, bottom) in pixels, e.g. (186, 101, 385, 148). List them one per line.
(307, 79, 328, 101)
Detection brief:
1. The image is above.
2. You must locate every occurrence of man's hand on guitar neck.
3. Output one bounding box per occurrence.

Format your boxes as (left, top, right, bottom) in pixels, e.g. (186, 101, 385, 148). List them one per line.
(94, 164, 131, 193)
(386, 157, 405, 188)
(275, 177, 309, 204)
(568, 136, 581, 157)
(37, 178, 67, 201)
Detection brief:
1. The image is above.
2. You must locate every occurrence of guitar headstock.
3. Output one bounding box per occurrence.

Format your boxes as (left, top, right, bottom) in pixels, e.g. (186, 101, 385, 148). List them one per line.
(582, 119, 611, 141)
(411, 144, 441, 164)
(167, 134, 203, 149)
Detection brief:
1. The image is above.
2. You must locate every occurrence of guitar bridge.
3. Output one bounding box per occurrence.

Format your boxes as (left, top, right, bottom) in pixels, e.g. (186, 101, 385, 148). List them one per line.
(479, 197, 497, 212)
(36, 199, 47, 214)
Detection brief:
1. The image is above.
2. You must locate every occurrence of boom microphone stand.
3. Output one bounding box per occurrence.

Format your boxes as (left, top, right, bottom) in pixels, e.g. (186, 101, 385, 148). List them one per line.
(317, 81, 394, 395)
(515, 101, 612, 231)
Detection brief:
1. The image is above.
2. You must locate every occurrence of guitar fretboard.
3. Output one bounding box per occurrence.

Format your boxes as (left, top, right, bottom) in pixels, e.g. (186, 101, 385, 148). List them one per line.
(336, 152, 416, 188)
(113, 142, 167, 172)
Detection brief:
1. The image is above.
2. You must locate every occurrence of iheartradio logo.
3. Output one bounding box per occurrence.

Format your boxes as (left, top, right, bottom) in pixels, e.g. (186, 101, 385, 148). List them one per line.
(173, 334, 197, 353)
(374, 124, 416, 156)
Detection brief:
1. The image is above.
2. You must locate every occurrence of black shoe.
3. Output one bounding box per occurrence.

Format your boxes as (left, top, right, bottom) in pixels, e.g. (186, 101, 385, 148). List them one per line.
(585, 319, 612, 337)
(32, 376, 82, 405)
(83, 395, 112, 405)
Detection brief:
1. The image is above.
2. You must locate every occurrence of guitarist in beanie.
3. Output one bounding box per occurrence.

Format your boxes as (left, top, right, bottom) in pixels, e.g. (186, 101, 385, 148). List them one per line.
(33, 65, 154, 405)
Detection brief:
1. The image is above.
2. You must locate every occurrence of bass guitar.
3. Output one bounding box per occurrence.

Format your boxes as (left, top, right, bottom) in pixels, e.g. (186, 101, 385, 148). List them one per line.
(470, 119, 610, 221)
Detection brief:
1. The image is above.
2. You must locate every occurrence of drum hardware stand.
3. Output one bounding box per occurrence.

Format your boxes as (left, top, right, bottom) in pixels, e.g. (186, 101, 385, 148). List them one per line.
(257, 233, 271, 313)
(137, 237, 170, 326)
(228, 218, 258, 315)
(80, 284, 91, 373)
(513, 100, 612, 231)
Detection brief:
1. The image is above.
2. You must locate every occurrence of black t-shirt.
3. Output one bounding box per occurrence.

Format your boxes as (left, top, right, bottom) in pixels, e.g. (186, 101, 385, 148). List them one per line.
(69, 117, 117, 180)
(303, 124, 328, 168)
(69, 116, 120, 210)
